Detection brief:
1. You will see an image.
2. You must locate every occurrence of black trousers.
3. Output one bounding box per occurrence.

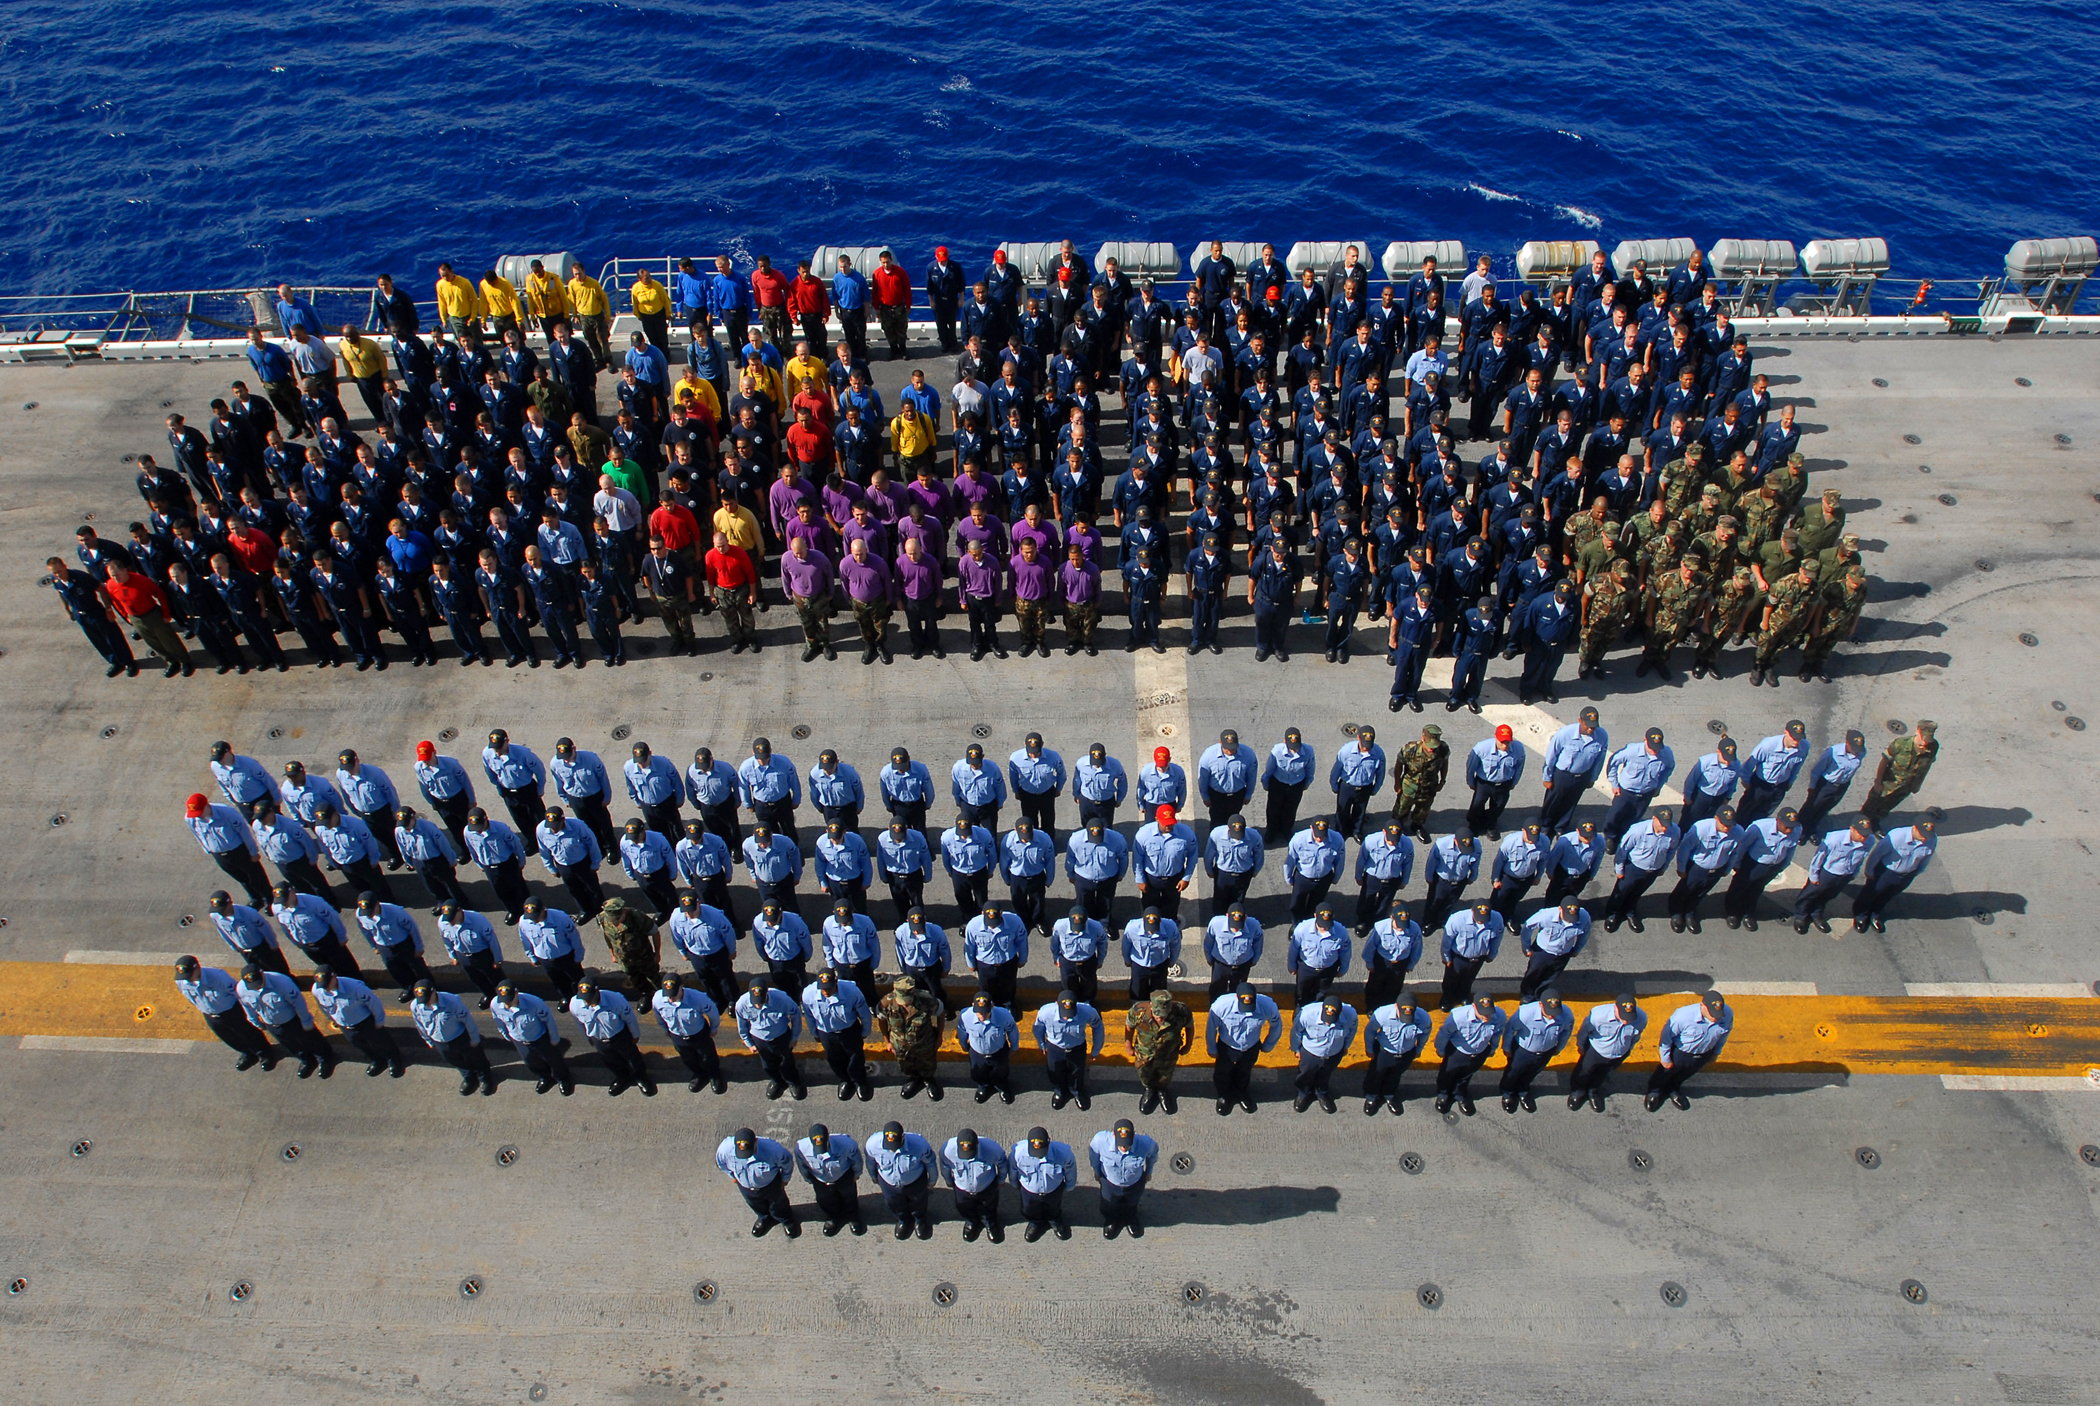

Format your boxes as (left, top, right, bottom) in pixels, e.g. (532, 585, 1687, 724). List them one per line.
(1129, 961, 1170, 1002)
(1071, 879, 1116, 923)
(567, 792, 616, 855)
(739, 1178, 796, 1226)
(1288, 873, 1336, 922)
(1852, 868, 1919, 920)
(210, 847, 274, 907)
(292, 937, 364, 982)
(203, 1007, 271, 1056)
(483, 857, 532, 920)
(751, 1032, 804, 1088)
(974, 958, 1019, 1014)
(555, 860, 605, 915)
(513, 1033, 574, 1085)
(1647, 1049, 1716, 1099)
(954, 1185, 1004, 1230)
(671, 1033, 722, 1084)
(1435, 1046, 1491, 1097)
(885, 873, 926, 923)
(1044, 1045, 1090, 1098)
(968, 1046, 1013, 1093)
(1362, 1045, 1419, 1099)
(1213, 1043, 1260, 1099)
(1723, 860, 1787, 918)
(1099, 1177, 1146, 1227)
(818, 1028, 869, 1087)
(1263, 780, 1306, 844)
(809, 1173, 862, 1225)
(950, 868, 990, 916)
(1536, 768, 1588, 833)
(416, 859, 470, 908)
(1439, 956, 1484, 1010)
(261, 1019, 331, 1065)
(1207, 959, 1253, 1001)
(879, 1174, 931, 1224)
(1604, 864, 1667, 920)
(1361, 952, 1412, 1011)
(1518, 946, 1572, 1001)
(430, 1032, 491, 1077)
(1204, 788, 1251, 827)
(341, 1018, 402, 1070)
(1021, 1185, 1067, 1228)
(353, 807, 404, 865)
(1333, 784, 1374, 839)
(498, 783, 547, 837)
(1499, 1046, 1550, 1095)
(686, 948, 741, 1012)
(1210, 867, 1254, 914)
(1355, 875, 1405, 932)
(1668, 865, 1726, 917)
(340, 858, 396, 903)
(634, 865, 679, 921)
(1008, 874, 1048, 934)
(275, 856, 336, 903)
(374, 942, 434, 993)
(235, 943, 293, 979)
(1294, 1050, 1344, 1094)
(1293, 963, 1340, 1006)
(1016, 789, 1057, 831)
(538, 953, 585, 1001)
(590, 1028, 651, 1085)
(1058, 956, 1100, 1007)
(1792, 870, 1853, 920)
(455, 947, 503, 1001)
(1467, 781, 1514, 834)
(1566, 1043, 1625, 1095)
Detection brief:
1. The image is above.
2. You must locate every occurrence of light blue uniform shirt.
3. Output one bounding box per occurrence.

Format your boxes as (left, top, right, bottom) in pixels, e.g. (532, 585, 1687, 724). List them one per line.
(1356, 831, 1414, 883)
(1206, 993, 1283, 1054)
(717, 1135, 791, 1190)
(1521, 907, 1590, 957)
(1867, 826, 1938, 878)
(536, 817, 603, 870)
(941, 824, 996, 876)
(176, 967, 241, 1016)
(315, 812, 386, 867)
(415, 755, 477, 805)
(675, 830, 732, 883)
(814, 831, 872, 885)
(438, 909, 503, 960)
(472, 747, 537, 799)
(1197, 743, 1256, 801)
(1367, 915, 1422, 967)
(1658, 1002, 1732, 1062)
(1009, 1140, 1077, 1194)
(670, 904, 737, 958)
(940, 1137, 1008, 1193)
(1738, 817, 1801, 868)
(569, 990, 639, 1041)
(549, 750, 610, 802)
(1033, 1001, 1106, 1056)
(795, 1134, 863, 1185)
(893, 920, 951, 970)
(1329, 742, 1387, 792)
(822, 913, 881, 967)
(1683, 750, 1740, 799)
(212, 904, 278, 955)
(808, 761, 865, 810)
(752, 910, 812, 963)
(1677, 819, 1747, 873)
(964, 912, 1028, 966)
(1808, 743, 1865, 788)
(1607, 742, 1675, 795)
(463, 820, 527, 869)
(517, 909, 585, 962)
(1505, 1000, 1575, 1055)
(1434, 1003, 1507, 1058)
(685, 758, 739, 809)
(396, 818, 460, 866)
(1008, 747, 1066, 796)
(1743, 734, 1808, 788)
(737, 754, 802, 807)
(1807, 830, 1872, 882)
(1000, 828, 1056, 880)
(875, 828, 932, 879)
(1580, 1002, 1649, 1059)
(255, 811, 321, 866)
(1546, 830, 1602, 883)
(1427, 835, 1481, 884)
(1288, 919, 1351, 974)
(1064, 829, 1129, 883)
(950, 758, 1007, 808)
(355, 903, 423, 952)
(188, 804, 257, 856)
(1616, 821, 1681, 874)
(1049, 914, 1105, 963)
(334, 763, 399, 816)
(237, 970, 313, 1028)
(1285, 827, 1346, 882)
(735, 987, 803, 1044)
(865, 1131, 935, 1187)
(411, 990, 481, 1044)
(212, 754, 279, 807)
(624, 754, 681, 806)
(1089, 1130, 1159, 1186)
(1074, 756, 1128, 803)
(1204, 915, 1265, 967)
(1441, 908, 1505, 962)
(1262, 741, 1316, 788)
(1365, 1002, 1432, 1056)
(312, 977, 386, 1029)
(490, 991, 557, 1044)
(1491, 831, 1546, 883)
(878, 759, 934, 806)
(958, 1005, 1020, 1054)
(1121, 917, 1182, 968)
(742, 832, 804, 884)
(801, 979, 872, 1034)
(1204, 825, 1265, 877)
(1542, 723, 1609, 782)
(280, 772, 343, 827)
(1292, 1002, 1358, 1058)
(272, 893, 345, 948)
(1468, 739, 1525, 786)
(1132, 822, 1198, 883)
(1135, 761, 1187, 809)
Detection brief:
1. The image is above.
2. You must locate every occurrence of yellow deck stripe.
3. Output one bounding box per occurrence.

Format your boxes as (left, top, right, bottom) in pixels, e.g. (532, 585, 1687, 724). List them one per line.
(6, 961, 2100, 1078)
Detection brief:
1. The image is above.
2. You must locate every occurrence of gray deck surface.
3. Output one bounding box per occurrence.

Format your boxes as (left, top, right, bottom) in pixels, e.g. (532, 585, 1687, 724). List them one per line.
(0, 334, 2095, 1404)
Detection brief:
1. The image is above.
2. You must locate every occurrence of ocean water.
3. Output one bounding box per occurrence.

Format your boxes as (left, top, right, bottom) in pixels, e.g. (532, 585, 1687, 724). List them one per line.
(1, 0, 2094, 296)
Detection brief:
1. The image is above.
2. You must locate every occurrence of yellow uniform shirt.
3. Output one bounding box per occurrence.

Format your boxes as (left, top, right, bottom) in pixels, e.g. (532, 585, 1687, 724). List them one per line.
(435, 274, 481, 321)
(783, 355, 828, 399)
(890, 409, 935, 458)
(629, 278, 670, 316)
(713, 504, 762, 552)
(567, 273, 610, 317)
(337, 336, 386, 380)
(479, 275, 522, 320)
(525, 272, 570, 319)
(673, 373, 722, 422)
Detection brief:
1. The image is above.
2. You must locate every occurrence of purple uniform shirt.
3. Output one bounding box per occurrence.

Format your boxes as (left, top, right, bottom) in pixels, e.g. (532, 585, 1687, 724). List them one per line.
(1065, 524, 1104, 565)
(780, 547, 835, 600)
(956, 514, 1007, 559)
(1010, 555, 1052, 601)
(1011, 518, 1061, 557)
(951, 470, 996, 513)
(896, 552, 944, 602)
(838, 553, 894, 604)
(956, 551, 1003, 601)
(905, 478, 954, 524)
(767, 476, 822, 537)
(1061, 559, 1102, 604)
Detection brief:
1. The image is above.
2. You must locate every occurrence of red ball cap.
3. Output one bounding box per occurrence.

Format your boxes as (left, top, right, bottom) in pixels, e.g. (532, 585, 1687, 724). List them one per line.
(185, 793, 210, 818)
(935, 245, 948, 258)
(1153, 745, 1171, 766)
(1155, 804, 1176, 826)
(993, 249, 1007, 264)
(416, 740, 436, 762)
(1495, 724, 1514, 743)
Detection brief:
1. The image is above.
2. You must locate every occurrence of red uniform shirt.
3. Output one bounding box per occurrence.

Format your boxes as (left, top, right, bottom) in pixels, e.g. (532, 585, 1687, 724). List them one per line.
(648, 503, 701, 553)
(703, 544, 756, 590)
(750, 266, 790, 309)
(103, 572, 166, 617)
(872, 265, 912, 307)
(786, 275, 829, 318)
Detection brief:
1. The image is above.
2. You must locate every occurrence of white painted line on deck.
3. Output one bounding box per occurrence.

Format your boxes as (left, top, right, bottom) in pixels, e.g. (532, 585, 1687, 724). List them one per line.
(1941, 1074, 2100, 1092)
(1709, 981, 1821, 996)
(18, 1035, 198, 1055)
(65, 950, 189, 965)
(1907, 983, 2096, 998)
(1134, 648, 1193, 764)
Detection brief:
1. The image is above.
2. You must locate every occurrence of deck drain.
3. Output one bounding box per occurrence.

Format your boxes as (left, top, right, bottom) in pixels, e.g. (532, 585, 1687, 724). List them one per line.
(267, 726, 284, 739)
(1182, 1281, 1207, 1305)
(5, 1279, 22, 1296)
(2056, 434, 2073, 446)
(228, 1281, 252, 1303)
(2015, 377, 2033, 387)
(438, 727, 458, 742)
(179, 914, 195, 927)
(2079, 1145, 2099, 1166)
(2020, 633, 2040, 646)
(2069, 717, 2088, 732)
(693, 1280, 717, 1303)
(1661, 1281, 1687, 1308)
(1974, 910, 1995, 925)
(49, 814, 67, 827)
(1171, 1152, 1195, 1175)
(1856, 1146, 1881, 1169)
(791, 725, 811, 740)
(610, 724, 632, 741)
(1917, 463, 1932, 473)
(699, 672, 714, 682)
(1629, 1148, 1653, 1171)
(459, 1276, 483, 1299)
(2053, 701, 2068, 712)
(22, 402, 36, 411)
(1401, 1151, 1424, 1175)
(1900, 1279, 1928, 1304)
(122, 453, 136, 463)
(279, 1142, 300, 1163)
(1902, 433, 1920, 444)
(100, 726, 118, 739)
(161, 400, 173, 408)
(1417, 1283, 1442, 1310)
(531, 1388, 549, 1402)
(496, 1145, 519, 1166)
(1974, 559, 1994, 572)
(70, 1139, 90, 1158)
(1885, 719, 1906, 735)
(1871, 378, 1888, 388)
(1936, 494, 1957, 506)
(932, 1282, 958, 1307)
(1706, 719, 1727, 735)
(971, 724, 992, 739)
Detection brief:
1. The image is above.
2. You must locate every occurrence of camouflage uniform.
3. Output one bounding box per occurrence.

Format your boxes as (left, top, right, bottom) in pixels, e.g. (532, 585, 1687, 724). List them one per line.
(1123, 989, 1194, 1094)
(1800, 566, 1868, 677)
(875, 975, 947, 1086)
(1740, 487, 1787, 553)
(1573, 525, 1621, 583)
(1578, 565, 1636, 675)
(1639, 524, 1689, 621)
(1690, 520, 1743, 583)
(1751, 568, 1821, 681)
(1756, 532, 1804, 592)
(1563, 510, 1605, 563)
(1694, 567, 1760, 674)
(1815, 534, 1864, 589)
(1638, 564, 1710, 675)
(1389, 729, 1450, 840)
(1795, 491, 1846, 557)
(1677, 488, 1722, 542)
(1861, 724, 1939, 823)
(1064, 600, 1099, 650)
(598, 897, 661, 997)
(1768, 454, 1811, 518)
(1660, 446, 1710, 517)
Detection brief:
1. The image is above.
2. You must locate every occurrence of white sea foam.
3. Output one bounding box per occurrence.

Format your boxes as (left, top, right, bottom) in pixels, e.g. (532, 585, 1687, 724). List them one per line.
(940, 75, 972, 92)
(1556, 129, 1582, 141)
(1556, 205, 1604, 230)
(1466, 183, 1519, 203)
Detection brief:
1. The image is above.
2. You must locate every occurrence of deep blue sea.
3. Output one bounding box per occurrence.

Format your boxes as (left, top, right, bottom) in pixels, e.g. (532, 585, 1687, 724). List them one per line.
(2, 0, 2094, 295)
